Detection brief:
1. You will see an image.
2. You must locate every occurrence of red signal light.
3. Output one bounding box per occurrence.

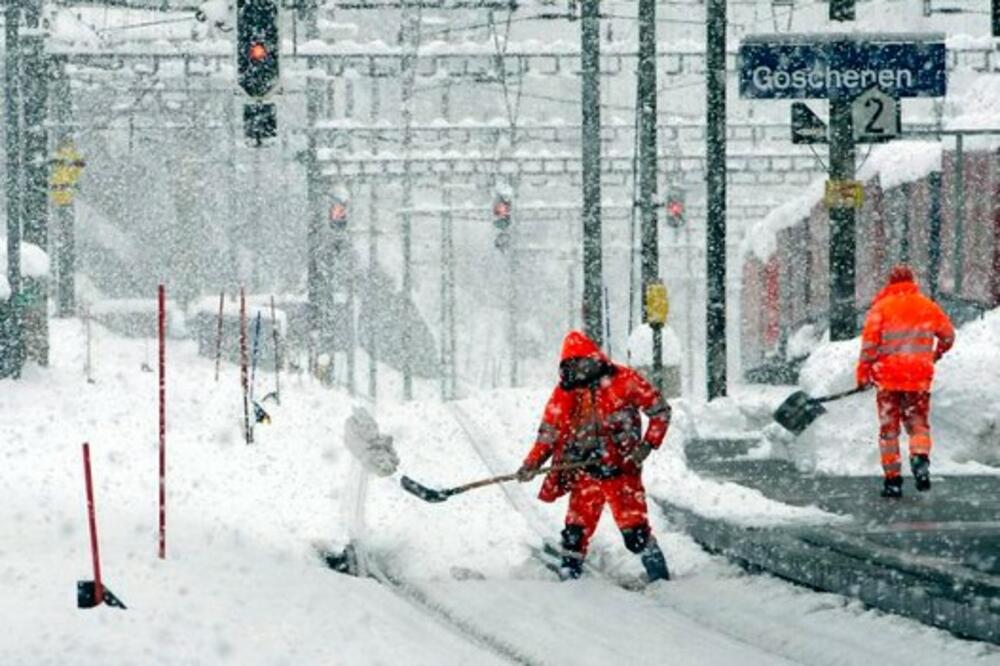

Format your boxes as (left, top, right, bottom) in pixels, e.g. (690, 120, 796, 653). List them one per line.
(493, 201, 511, 218)
(667, 200, 684, 217)
(329, 203, 347, 222)
(248, 42, 269, 62)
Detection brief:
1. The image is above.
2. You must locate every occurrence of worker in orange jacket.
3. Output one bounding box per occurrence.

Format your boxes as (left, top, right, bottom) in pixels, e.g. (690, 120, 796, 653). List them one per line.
(517, 330, 671, 582)
(856, 265, 955, 498)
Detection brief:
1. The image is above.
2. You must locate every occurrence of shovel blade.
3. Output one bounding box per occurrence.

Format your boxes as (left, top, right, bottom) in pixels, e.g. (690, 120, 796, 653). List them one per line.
(400, 476, 452, 503)
(77, 581, 127, 610)
(773, 390, 827, 435)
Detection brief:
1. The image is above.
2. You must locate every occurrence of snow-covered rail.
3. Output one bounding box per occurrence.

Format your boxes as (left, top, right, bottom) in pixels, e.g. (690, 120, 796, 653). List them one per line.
(341, 460, 547, 666)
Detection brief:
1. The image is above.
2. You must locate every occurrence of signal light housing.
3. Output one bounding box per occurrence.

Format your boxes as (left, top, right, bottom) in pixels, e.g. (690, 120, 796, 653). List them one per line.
(329, 197, 349, 231)
(493, 198, 512, 231)
(665, 193, 686, 228)
(237, 0, 279, 98)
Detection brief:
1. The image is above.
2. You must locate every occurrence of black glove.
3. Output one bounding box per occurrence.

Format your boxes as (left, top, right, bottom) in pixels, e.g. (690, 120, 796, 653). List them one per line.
(627, 442, 654, 467)
(516, 464, 539, 482)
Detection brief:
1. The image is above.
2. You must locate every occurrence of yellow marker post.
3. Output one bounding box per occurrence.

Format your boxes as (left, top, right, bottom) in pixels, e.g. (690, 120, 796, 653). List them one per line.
(49, 143, 86, 206)
(645, 281, 669, 328)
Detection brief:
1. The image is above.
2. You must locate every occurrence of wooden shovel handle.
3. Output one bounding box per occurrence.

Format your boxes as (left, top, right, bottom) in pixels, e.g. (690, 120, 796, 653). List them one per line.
(450, 460, 595, 495)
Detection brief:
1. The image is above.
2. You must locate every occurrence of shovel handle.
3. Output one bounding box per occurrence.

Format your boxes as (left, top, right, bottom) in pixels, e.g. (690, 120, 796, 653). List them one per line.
(817, 386, 868, 403)
(448, 460, 595, 496)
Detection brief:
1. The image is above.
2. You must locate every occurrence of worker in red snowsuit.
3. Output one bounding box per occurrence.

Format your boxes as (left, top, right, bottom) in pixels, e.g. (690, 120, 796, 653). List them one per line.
(517, 330, 671, 582)
(856, 265, 955, 498)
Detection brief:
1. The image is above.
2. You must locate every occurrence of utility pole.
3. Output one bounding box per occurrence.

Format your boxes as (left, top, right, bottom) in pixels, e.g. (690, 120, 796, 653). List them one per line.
(637, 0, 661, 384)
(304, 4, 324, 372)
(3, 0, 24, 379)
(53, 61, 77, 318)
(927, 170, 942, 300)
(705, 0, 727, 399)
(439, 81, 457, 401)
(828, 96, 856, 340)
(399, 3, 419, 400)
(951, 133, 965, 296)
(367, 72, 380, 403)
(344, 184, 357, 397)
(580, 0, 603, 346)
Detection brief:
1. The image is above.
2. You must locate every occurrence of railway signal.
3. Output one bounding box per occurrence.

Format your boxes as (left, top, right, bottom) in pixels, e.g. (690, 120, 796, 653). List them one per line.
(664, 192, 685, 228)
(237, 0, 279, 143)
(493, 192, 512, 252)
(329, 196, 349, 232)
(237, 0, 279, 98)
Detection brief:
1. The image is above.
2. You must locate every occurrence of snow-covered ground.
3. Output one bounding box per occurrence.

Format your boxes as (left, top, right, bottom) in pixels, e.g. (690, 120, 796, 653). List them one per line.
(2, 320, 997, 664)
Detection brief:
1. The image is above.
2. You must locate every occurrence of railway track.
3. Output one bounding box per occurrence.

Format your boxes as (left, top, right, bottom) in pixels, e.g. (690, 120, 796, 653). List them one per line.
(340, 459, 548, 666)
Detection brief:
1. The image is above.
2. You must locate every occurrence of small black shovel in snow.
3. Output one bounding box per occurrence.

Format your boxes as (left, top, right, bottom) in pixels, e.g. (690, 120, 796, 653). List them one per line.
(401, 460, 594, 504)
(78, 443, 127, 610)
(772, 386, 868, 436)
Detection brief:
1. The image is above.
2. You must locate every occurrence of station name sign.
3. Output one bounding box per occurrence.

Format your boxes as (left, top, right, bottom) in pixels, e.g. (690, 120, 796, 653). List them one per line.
(739, 33, 946, 100)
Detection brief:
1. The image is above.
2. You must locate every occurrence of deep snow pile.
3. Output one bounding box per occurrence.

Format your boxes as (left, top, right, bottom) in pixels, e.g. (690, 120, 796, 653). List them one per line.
(757, 308, 1000, 475)
(0, 235, 50, 299)
(0, 319, 496, 665)
(2, 320, 996, 665)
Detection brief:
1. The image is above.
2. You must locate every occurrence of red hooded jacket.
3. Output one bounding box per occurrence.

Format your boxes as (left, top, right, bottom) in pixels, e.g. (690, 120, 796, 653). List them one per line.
(522, 331, 671, 502)
(856, 274, 955, 392)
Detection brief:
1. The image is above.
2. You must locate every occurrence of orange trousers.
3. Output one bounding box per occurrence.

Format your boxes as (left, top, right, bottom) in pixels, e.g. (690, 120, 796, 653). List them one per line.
(876, 390, 932, 479)
(565, 473, 649, 555)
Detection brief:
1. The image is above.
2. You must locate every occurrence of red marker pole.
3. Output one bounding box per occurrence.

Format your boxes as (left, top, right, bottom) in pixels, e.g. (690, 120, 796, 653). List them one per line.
(82, 443, 104, 602)
(158, 284, 166, 559)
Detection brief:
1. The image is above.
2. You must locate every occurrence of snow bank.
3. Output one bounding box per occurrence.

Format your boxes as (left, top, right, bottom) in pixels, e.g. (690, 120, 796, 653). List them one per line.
(626, 323, 682, 367)
(0, 235, 51, 299)
(0, 319, 492, 665)
(786, 322, 827, 359)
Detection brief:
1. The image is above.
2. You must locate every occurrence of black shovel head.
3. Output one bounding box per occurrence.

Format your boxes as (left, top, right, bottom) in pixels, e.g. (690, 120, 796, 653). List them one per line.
(773, 390, 827, 435)
(400, 476, 453, 503)
(77, 581, 127, 610)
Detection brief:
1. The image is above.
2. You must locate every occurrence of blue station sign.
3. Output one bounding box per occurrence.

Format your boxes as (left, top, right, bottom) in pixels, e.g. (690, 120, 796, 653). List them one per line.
(739, 33, 946, 100)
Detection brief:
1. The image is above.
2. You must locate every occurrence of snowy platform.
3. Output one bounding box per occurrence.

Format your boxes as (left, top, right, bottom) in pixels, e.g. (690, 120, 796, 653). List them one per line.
(663, 449, 1000, 644)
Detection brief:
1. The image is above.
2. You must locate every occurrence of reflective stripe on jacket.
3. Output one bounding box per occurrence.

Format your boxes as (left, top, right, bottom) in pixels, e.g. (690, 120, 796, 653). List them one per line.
(856, 281, 955, 392)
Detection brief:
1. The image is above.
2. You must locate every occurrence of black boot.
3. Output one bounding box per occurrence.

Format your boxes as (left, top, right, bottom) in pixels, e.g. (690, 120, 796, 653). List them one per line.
(640, 542, 670, 583)
(558, 553, 584, 581)
(881, 475, 903, 499)
(911, 454, 931, 492)
(559, 525, 586, 581)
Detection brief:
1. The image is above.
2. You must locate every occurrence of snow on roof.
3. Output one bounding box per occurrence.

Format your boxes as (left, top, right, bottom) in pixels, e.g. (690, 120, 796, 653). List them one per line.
(856, 140, 943, 191)
(944, 75, 1000, 150)
(740, 178, 825, 261)
(741, 140, 943, 261)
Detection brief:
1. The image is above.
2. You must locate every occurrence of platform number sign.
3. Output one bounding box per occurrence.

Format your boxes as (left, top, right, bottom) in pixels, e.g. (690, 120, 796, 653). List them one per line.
(852, 87, 900, 143)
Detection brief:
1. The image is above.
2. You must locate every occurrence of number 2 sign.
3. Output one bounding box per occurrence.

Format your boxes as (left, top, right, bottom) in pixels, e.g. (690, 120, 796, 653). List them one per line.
(852, 86, 901, 143)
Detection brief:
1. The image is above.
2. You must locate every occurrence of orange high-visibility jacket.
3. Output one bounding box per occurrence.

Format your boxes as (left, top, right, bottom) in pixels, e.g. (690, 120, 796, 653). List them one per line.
(856, 281, 955, 392)
(523, 331, 670, 503)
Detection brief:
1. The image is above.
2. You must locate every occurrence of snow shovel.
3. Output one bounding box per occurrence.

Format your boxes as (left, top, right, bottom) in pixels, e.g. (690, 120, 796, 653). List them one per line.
(401, 460, 595, 504)
(78, 443, 127, 610)
(773, 386, 868, 436)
